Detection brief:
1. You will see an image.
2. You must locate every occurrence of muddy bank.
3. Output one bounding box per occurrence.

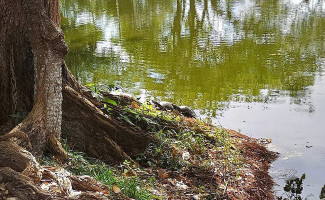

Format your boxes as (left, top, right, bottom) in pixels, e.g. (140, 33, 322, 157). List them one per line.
(227, 130, 278, 199)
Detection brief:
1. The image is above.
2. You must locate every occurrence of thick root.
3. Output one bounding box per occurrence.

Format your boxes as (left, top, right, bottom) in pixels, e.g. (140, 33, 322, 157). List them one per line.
(0, 141, 110, 200)
(0, 142, 41, 182)
(0, 130, 32, 149)
(0, 142, 48, 199)
(62, 85, 158, 164)
(0, 167, 51, 200)
(47, 133, 69, 163)
(1, 108, 69, 162)
(70, 175, 108, 192)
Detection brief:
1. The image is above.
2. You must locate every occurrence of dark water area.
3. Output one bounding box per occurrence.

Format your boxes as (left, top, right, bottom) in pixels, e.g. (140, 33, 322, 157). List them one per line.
(60, 0, 325, 198)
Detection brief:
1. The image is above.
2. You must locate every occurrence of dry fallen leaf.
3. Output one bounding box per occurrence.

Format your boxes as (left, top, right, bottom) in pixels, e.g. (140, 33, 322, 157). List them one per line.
(131, 101, 140, 109)
(157, 168, 168, 179)
(171, 146, 181, 156)
(102, 190, 110, 195)
(53, 155, 60, 160)
(162, 172, 169, 179)
(112, 185, 121, 194)
(0, 183, 5, 190)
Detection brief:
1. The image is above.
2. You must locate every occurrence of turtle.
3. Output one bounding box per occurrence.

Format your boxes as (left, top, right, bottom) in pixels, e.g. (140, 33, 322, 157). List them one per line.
(177, 105, 196, 118)
(152, 100, 177, 111)
(152, 100, 196, 118)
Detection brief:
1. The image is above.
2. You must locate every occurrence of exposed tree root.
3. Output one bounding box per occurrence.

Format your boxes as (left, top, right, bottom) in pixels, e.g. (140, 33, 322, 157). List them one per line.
(0, 141, 110, 200)
(47, 133, 69, 163)
(70, 176, 107, 192)
(0, 167, 51, 200)
(0, 141, 47, 199)
(62, 85, 158, 164)
(0, 130, 31, 149)
(0, 142, 40, 180)
(0, 113, 69, 163)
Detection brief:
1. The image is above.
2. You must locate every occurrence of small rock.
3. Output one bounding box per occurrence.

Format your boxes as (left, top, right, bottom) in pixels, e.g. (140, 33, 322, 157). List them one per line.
(182, 151, 190, 160)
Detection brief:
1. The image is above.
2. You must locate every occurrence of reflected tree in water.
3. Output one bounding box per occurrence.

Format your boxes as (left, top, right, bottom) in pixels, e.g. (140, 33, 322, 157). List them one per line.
(276, 173, 325, 200)
(320, 185, 325, 199)
(60, 0, 325, 115)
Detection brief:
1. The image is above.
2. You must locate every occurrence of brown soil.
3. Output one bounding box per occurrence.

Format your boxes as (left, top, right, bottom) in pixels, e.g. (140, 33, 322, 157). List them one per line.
(227, 130, 278, 199)
(135, 129, 278, 200)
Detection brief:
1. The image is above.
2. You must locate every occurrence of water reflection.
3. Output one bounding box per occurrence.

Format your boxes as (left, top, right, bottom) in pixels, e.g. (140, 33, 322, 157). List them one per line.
(277, 173, 312, 200)
(321, 185, 325, 199)
(276, 173, 325, 200)
(61, 0, 324, 116)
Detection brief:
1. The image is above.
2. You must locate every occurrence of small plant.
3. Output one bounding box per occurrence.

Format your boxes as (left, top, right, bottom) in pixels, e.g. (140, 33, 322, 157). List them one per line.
(41, 141, 156, 200)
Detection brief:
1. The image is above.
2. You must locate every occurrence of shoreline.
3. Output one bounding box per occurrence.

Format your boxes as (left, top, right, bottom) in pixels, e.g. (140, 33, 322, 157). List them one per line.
(0, 92, 279, 200)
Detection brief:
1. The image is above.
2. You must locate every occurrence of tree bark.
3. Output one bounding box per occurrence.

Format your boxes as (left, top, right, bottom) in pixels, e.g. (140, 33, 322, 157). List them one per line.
(0, 0, 158, 198)
(0, 1, 35, 125)
(0, 0, 67, 158)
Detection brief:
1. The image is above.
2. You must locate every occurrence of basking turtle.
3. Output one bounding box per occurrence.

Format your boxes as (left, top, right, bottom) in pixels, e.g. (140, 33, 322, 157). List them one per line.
(152, 100, 177, 111)
(152, 100, 196, 118)
(177, 105, 196, 118)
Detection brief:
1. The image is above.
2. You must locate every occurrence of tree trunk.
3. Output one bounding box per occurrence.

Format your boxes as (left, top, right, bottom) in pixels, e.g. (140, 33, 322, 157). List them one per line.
(0, 0, 158, 198)
(0, 0, 67, 158)
(1, 0, 157, 158)
(0, 1, 35, 126)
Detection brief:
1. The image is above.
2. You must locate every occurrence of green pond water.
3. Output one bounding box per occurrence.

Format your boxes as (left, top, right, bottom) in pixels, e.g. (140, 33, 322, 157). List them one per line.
(60, 0, 325, 198)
